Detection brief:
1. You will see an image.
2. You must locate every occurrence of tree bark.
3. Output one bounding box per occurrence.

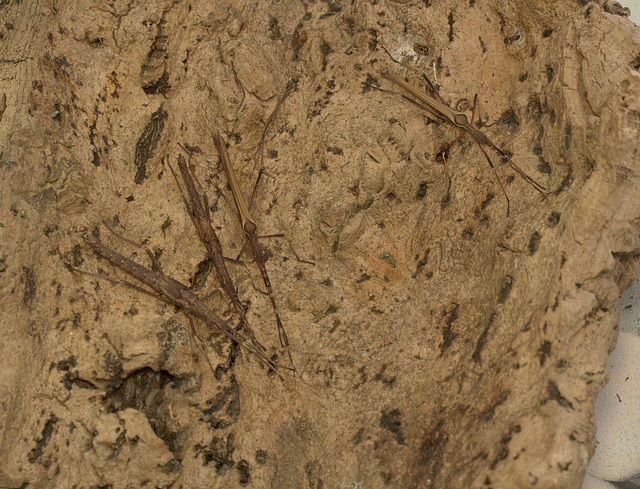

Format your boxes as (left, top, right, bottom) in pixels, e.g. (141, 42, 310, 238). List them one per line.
(1, 1, 639, 488)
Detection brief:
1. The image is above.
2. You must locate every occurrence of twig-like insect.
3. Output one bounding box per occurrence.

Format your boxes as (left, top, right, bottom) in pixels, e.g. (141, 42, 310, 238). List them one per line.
(168, 154, 264, 352)
(380, 69, 547, 215)
(77, 232, 284, 377)
(213, 132, 296, 368)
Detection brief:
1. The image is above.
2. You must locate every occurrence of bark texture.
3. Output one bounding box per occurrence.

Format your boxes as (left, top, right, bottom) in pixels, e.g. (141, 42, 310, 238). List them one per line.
(1, 1, 639, 488)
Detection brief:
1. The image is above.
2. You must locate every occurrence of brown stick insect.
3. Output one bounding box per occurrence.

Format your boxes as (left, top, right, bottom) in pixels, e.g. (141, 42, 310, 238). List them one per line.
(167, 153, 264, 352)
(380, 69, 547, 215)
(213, 132, 305, 369)
(74, 230, 286, 378)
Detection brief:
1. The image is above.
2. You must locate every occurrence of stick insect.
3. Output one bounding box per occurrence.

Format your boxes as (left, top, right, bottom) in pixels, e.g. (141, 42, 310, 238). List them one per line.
(168, 153, 264, 352)
(78, 232, 284, 377)
(380, 69, 547, 215)
(213, 132, 295, 368)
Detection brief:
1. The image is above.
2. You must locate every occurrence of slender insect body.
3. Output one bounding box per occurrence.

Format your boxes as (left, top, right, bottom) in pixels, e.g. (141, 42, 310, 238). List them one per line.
(214, 132, 296, 369)
(82, 234, 282, 375)
(170, 153, 263, 350)
(380, 68, 548, 214)
(249, 234, 266, 265)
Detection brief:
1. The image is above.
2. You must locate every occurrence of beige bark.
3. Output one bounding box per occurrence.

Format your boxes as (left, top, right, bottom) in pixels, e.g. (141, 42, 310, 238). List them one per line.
(1, 1, 639, 488)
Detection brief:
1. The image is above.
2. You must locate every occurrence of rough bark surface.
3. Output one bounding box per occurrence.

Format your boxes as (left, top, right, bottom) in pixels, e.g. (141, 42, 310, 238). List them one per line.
(1, 1, 640, 488)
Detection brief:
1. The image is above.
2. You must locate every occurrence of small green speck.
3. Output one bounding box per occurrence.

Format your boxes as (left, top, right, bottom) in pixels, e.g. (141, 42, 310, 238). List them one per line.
(379, 251, 396, 268)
